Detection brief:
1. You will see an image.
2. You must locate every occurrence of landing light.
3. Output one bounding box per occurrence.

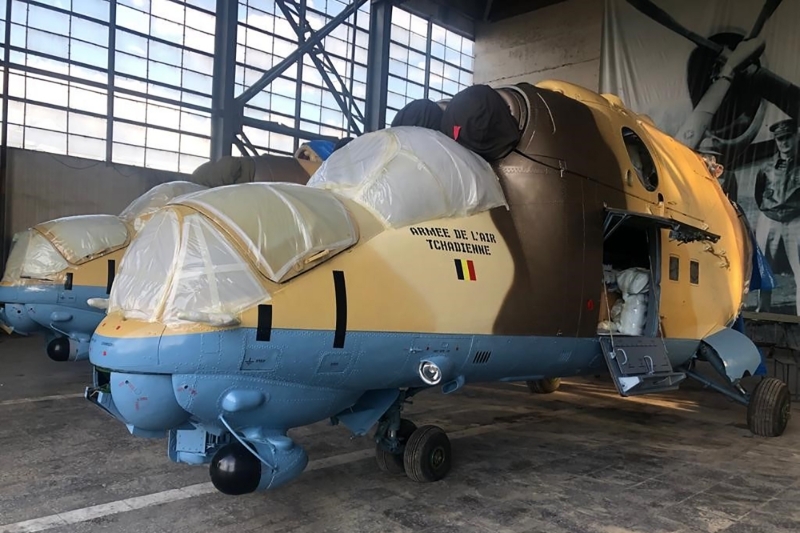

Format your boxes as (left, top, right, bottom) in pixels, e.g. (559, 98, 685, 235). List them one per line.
(419, 360, 442, 385)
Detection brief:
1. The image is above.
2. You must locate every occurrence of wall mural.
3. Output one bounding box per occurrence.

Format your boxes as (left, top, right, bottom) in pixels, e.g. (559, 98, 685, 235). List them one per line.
(600, 0, 800, 316)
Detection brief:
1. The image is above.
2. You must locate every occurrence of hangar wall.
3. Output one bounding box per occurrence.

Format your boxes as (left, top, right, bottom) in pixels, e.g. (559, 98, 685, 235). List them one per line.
(5, 148, 188, 239)
(472, 0, 603, 90)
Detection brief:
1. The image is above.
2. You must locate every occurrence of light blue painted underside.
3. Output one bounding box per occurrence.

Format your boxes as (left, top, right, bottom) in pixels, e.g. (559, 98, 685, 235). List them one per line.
(90, 327, 703, 434)
(0, 284, 108, 344)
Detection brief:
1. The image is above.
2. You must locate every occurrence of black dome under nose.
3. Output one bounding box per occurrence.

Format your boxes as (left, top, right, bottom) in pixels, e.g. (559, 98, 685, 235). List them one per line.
(209, 442, 262, 495)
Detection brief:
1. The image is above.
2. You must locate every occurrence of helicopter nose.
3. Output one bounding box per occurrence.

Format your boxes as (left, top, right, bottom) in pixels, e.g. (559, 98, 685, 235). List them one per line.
(110, 372, 190, 431)
(1, 303, 41, 335)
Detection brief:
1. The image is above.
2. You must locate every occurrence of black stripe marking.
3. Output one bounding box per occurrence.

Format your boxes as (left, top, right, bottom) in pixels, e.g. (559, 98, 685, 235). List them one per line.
(64, 273, 73, 291)
(454, 259, 464, 280)
(333, 270, 347, 349)
(106, 259, 116, 294)
(256, 304, 272, 342)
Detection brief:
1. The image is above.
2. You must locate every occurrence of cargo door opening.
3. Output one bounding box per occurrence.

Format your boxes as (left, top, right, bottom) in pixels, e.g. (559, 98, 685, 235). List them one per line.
(598, 208, 694, 397)
(598, 218, 661, 339)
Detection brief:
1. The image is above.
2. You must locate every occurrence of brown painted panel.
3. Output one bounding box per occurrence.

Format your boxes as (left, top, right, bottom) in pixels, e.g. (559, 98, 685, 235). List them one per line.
(491, 83, 625, 338)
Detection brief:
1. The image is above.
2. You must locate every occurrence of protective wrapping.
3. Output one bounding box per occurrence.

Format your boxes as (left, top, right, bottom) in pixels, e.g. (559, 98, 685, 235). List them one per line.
(173, 182, 359, 283)
(119, 181, 208, 232)
(617, 268, 650, 336)
(35, 214, 129, 265)
(1, 232, 29, 283)
(108, 210, 179, 321)
(1, 230, 69, 282)
(161, 214, 269, 325)
(108, 209, 269, 325)
(306, 126, 508, 228)
(598, 267, 650, 336)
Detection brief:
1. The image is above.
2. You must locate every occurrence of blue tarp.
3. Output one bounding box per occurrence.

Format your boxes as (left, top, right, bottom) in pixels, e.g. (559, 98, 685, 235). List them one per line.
(305, 140, 335, 161)
(750, 239, 776, 291)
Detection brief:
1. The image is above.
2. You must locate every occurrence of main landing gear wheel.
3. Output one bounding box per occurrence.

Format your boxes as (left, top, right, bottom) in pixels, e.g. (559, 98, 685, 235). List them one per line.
(747, 377, 791, 437)
(375, 418, 417, 475)
(403, 425, 452, 483)
(526, 377, 561, 394)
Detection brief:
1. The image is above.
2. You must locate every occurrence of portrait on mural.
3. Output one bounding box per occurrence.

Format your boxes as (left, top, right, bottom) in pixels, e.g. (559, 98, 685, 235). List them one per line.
(600, 0, 800, 315)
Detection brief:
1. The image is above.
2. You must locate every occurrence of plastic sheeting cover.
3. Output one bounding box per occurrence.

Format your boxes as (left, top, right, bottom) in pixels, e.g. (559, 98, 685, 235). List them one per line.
(173, 182, 359, 283)
(1, 229, 70, 283)
(35, 214, 129, 265)
(119, 181, 208, 231)
(1, 232, 29, 283)
(161, 214, 269, 325)
(3, 229, 69, 283)
(108, 210, 269, 324)
(109, 209, 180, 321)
(306, 126, 508, 228)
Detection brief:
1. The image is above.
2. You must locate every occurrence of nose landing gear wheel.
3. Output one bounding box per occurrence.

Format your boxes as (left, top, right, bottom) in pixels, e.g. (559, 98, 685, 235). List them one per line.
(403, 425, 452, 483)
(747, 377, 791, 437)
(376, 418, 418, 475)
(526, 377, 561, 394)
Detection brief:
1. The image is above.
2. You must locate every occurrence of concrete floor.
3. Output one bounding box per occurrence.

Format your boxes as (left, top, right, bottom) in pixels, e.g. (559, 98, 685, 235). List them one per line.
(1, 335, 799, 533)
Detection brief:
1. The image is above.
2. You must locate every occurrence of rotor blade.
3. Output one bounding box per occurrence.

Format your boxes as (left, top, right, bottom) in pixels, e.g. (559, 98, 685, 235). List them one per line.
(749, 0, 782, 38)
(625, 0, 723, 54)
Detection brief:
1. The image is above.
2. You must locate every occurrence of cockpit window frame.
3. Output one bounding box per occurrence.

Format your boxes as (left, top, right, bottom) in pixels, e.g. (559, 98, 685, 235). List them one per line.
(621, 126, 659, 192)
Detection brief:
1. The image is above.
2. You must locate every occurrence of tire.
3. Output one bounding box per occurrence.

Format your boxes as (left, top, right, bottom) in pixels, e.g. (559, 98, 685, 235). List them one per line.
(403, 425, 452, 483)
(526, 377, 561, 394)
(375, 419, 417, 475)
(747, 377, 791, 437)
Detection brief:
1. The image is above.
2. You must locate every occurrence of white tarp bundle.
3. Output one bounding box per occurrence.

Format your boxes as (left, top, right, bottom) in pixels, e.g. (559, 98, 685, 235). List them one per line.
(597, 267, 650, 336)
(306, 126, 508, 228)
(34, 214, 129, 266)
(119, 181, 208, 231)
(172, 181, 359, 284)
(616, 267, 650, 336)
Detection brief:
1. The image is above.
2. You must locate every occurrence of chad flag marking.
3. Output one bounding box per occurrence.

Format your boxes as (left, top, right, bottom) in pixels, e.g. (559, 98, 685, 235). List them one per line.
(454, 259, 477, 281)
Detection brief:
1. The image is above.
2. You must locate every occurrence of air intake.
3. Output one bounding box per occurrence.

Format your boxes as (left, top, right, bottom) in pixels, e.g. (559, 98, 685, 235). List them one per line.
(473, 351, 492, 364)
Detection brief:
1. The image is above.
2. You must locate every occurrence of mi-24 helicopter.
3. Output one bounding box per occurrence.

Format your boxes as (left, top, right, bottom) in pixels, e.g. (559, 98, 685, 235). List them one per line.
(85, 79, 790, 496)
(0, 181, 207, 362)
(0, 140, 332, 363)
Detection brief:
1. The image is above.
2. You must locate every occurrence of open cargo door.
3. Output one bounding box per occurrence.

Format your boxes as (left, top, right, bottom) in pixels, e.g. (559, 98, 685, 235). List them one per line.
(603, 207, 720, 244)
(599, 336, 686, 396)
(598, 206, 708, 396)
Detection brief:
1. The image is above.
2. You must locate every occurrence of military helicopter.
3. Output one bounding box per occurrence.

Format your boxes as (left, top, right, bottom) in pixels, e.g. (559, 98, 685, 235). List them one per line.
(84, 79, 790, 497)
(0, 181, 207, 361)
(0, 141, 334, 363)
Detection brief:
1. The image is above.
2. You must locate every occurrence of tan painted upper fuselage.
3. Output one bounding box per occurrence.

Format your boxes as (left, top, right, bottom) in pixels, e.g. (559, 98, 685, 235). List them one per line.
(100, 80, 750, 345)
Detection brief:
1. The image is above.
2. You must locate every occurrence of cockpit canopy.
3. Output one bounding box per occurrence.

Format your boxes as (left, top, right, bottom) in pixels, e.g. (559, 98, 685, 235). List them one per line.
(108, 182, 359, 325)
(306, 126, 508, 228)
(1, 181, 207, 285)
(107, 127, 510, 327)
(2, 215, 129, 283)
(119, 180, 208, 231)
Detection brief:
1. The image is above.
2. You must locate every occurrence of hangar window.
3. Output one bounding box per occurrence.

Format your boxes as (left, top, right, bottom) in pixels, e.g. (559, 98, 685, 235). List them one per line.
(622, 127, 658, 192)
